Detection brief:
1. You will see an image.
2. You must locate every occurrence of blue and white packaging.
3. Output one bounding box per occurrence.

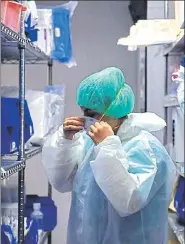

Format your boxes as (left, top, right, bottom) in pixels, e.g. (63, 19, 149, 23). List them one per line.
(35, 2, 78, 67)
(24, 1, 39, 42)
(35, 9, 53, 55)
(24, 1, 38, 28)
(51, 1, 78, 67)
(1, 86, 65, 147)
(1, 203, 18, 243)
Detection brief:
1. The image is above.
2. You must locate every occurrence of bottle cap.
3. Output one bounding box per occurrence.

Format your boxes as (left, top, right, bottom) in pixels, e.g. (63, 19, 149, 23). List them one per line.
(33, 203, 41, 210)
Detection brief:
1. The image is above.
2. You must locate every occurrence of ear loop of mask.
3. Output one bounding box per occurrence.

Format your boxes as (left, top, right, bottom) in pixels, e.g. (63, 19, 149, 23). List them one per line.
(98, 86, 124, 132)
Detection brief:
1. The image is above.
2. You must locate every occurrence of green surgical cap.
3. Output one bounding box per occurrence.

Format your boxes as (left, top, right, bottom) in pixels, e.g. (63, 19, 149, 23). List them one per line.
(77, 67, 135, 118)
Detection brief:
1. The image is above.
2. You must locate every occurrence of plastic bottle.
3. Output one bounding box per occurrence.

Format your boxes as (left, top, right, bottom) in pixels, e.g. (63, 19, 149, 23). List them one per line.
(31, 203, 44, 242)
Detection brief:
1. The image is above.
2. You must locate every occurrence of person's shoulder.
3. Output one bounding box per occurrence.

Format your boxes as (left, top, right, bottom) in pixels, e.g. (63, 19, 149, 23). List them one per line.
(136, 130, 161, 143)
(137, 130, 173, 164)
(123, 130, 166, 155)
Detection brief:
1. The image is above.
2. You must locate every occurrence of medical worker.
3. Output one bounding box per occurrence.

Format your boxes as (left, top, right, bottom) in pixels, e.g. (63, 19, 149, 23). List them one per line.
(42, 67, 176, 244)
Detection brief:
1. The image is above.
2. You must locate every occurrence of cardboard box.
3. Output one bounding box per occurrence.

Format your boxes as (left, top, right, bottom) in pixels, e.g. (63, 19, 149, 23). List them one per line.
(168, 240, 179, 244)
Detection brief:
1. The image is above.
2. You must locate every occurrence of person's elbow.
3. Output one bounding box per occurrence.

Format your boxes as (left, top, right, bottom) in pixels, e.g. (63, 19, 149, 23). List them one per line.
(42, 150, 76, 194)
(112, 190, 148, 217)
(50, 178, 72, 194)
(45, 169, 72, 194)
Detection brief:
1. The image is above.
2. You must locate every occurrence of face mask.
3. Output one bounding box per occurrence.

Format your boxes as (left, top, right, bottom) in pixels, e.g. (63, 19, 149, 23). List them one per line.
(84, 116, 97, 131)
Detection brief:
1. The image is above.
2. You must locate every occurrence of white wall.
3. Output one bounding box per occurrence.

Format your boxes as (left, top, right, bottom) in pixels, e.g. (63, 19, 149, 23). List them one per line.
(146, 0, 175, 142)
(1, 1, 137, 243)
(146, 1, 166, 142)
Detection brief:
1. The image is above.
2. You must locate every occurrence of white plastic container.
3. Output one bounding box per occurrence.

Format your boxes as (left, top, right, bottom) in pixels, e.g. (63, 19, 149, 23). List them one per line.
(31, 203, 44, 242)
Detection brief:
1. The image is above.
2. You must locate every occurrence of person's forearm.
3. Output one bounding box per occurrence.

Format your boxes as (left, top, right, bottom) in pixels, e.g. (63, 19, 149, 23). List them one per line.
(42, 127, 84, 193)
(90, 135, 157, 216)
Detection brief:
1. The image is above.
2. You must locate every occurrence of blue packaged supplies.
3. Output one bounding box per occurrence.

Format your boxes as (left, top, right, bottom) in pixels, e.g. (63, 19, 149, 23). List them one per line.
(51, 6, 72, 63)
(1, 225, 16, 244)
(27, 28, 39, 42)
(180, 56, 185, 68)
(1, 226, 11, 244)
(24, 0, 38, 42)
(24, 218, 38, 244)
(51, 1, 78, 67)
(25, 14, 39, 42)
(1, 97, 34, 155)
(174, 176, 185, 224)
(24, 195, 57, 231)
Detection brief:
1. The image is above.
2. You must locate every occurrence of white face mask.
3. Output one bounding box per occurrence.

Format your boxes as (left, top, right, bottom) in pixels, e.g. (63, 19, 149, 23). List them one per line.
(84, 116, 97, 131)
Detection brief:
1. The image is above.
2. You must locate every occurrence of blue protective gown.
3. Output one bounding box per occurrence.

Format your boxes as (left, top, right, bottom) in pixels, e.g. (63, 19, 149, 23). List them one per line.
(42, 113, 176, 244)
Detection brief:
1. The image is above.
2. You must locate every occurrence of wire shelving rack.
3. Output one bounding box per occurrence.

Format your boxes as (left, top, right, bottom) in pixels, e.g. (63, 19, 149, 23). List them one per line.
(1, 10, 53, 244)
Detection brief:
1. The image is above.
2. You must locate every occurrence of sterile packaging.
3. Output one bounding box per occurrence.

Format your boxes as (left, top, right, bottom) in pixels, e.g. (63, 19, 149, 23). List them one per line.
(23, 1, 38, 29)
(24, 1, 39, 42)
(40, 85, 65, 145)
(1, 180, 19, 204)
(24, 0, 39, 42)
(36, 1, 77, 67)
(1, 207, 31, 243)
(51, 1, 78, 67)
(1, 203, 18, 243)
(1, 85, 65, 147)
(35, 9, 53, 55)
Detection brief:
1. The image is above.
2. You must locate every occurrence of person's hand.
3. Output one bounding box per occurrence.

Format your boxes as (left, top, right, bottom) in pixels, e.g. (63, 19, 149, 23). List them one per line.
(63, 117, 84, 140)
(88, 121, 114, 145)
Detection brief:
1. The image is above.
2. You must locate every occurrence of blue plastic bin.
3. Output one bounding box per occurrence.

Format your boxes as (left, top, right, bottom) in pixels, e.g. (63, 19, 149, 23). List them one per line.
(1, 97, 34, 155)
(174, 176, 185, 224)
(25, 195, 57, 231)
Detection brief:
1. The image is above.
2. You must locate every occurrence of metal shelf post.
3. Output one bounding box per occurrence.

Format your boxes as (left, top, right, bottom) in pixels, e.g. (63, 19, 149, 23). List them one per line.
(18, 5, 26, 243)
(1, 5, 56, 244)
(164, 0, 169, 145)
(48, 59, 53, 86)
(47, 58, 53, 244)
(47, 59, 53, 201)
